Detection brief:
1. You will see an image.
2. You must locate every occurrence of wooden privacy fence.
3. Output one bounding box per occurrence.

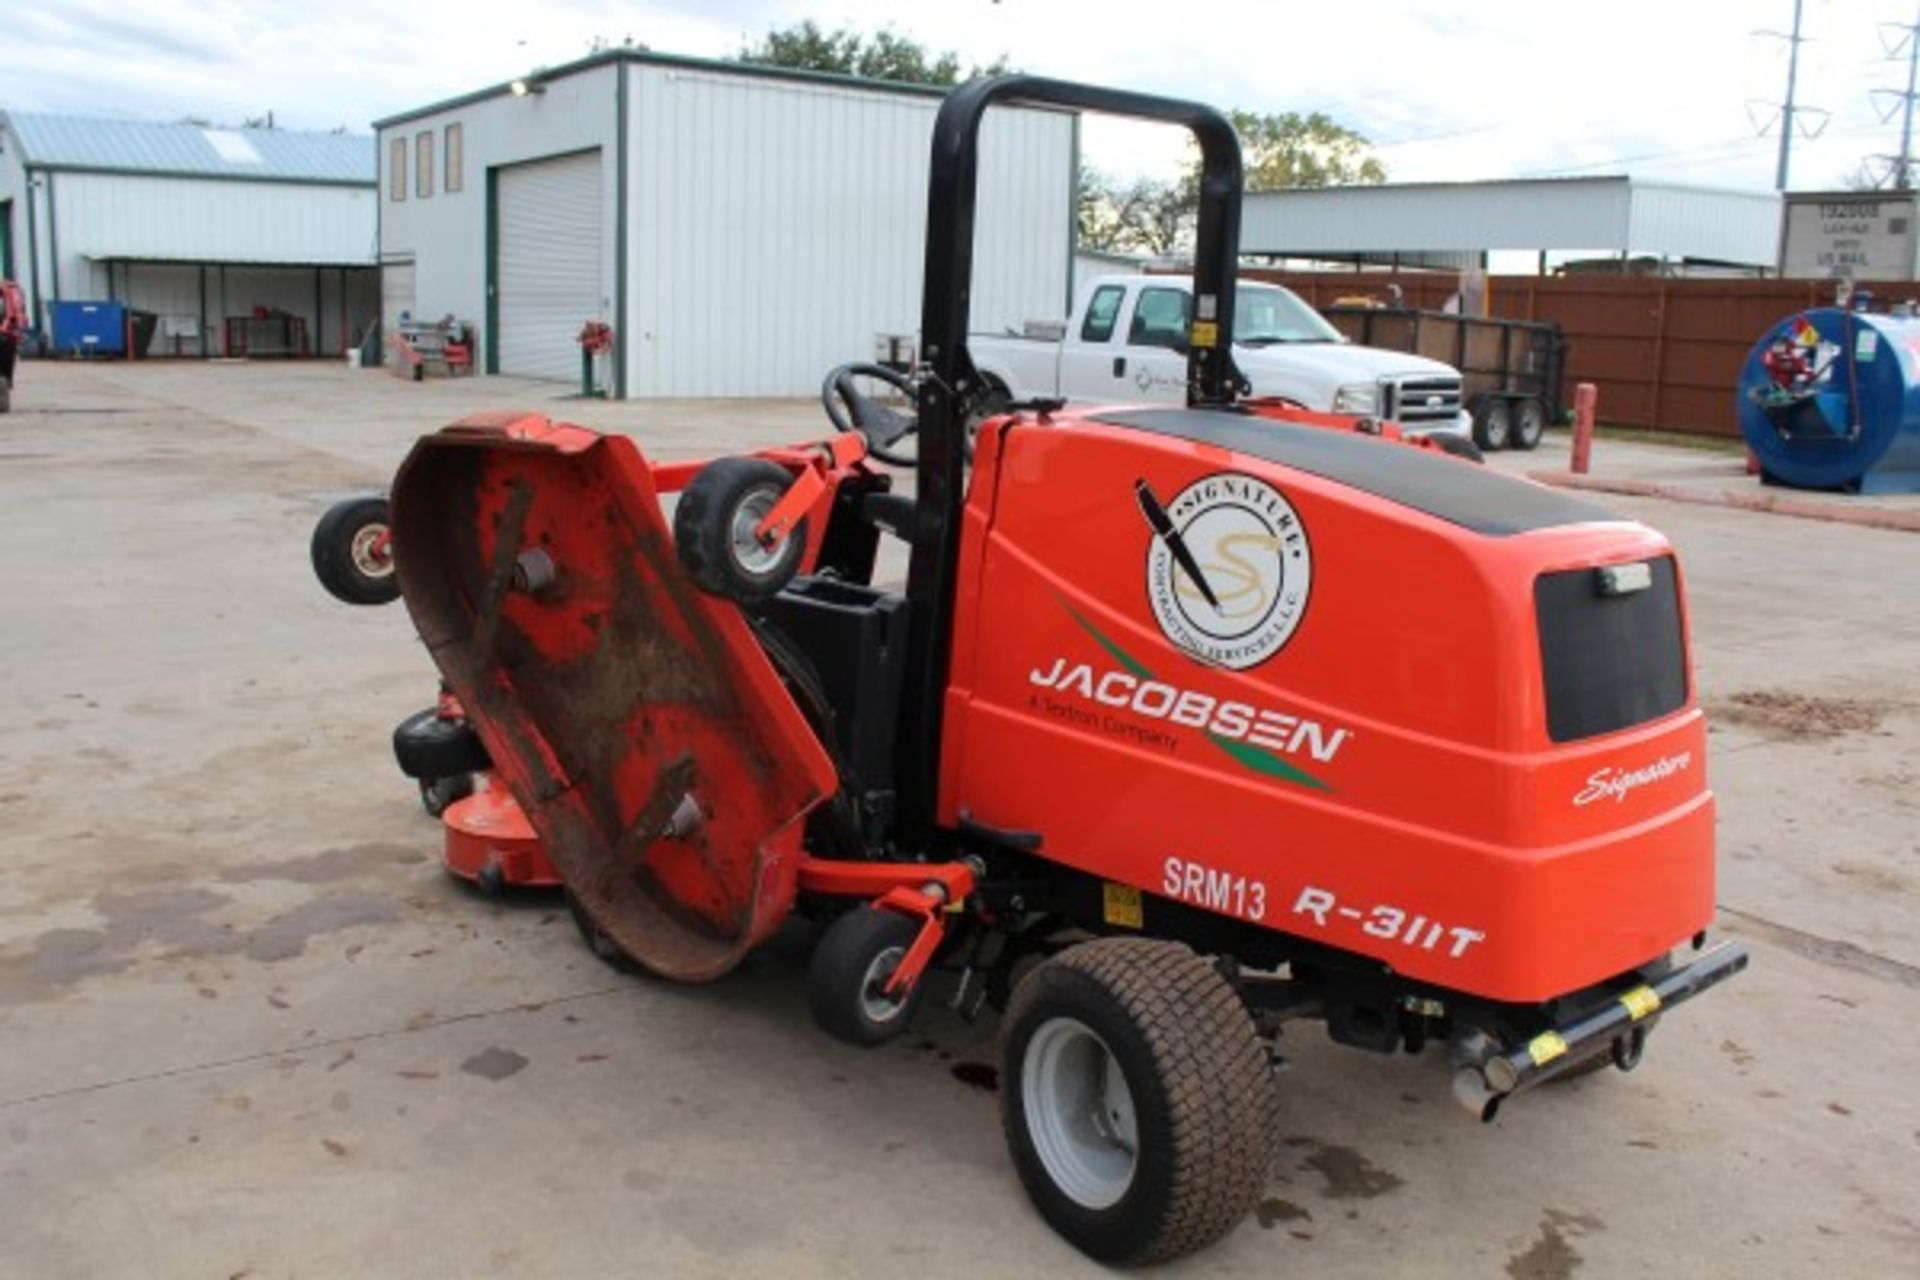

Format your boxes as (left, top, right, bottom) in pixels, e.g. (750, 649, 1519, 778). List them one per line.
(1249, 270, 1920, 439)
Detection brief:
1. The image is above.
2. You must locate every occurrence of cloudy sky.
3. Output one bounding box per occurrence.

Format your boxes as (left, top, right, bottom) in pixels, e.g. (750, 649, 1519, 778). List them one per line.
(4, 0, 1915, 192)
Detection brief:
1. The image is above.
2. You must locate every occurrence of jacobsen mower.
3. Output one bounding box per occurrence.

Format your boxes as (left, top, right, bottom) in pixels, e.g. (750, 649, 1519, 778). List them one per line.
(313, 78, 1746, 1263)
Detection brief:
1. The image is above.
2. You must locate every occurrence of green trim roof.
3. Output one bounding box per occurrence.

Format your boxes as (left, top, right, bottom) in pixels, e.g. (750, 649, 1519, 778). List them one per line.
(2, 111, 374, 184)
(372, 49, 949, 130)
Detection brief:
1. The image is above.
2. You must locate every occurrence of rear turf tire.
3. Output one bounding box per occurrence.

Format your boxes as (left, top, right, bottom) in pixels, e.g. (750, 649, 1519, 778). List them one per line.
(999, 938, 1279, 1265)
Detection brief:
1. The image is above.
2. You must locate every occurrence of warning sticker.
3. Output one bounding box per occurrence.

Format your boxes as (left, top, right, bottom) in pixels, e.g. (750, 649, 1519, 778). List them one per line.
(1189, 321, 1219, 350)
(1526, 1031, 1569, 1066)
(1619, 985, 1662, 1021)
(1102, 882, 1144, 929)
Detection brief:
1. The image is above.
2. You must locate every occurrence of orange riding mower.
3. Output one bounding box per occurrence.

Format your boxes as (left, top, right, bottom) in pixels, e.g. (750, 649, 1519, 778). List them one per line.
(311, 76, 1744, 1266)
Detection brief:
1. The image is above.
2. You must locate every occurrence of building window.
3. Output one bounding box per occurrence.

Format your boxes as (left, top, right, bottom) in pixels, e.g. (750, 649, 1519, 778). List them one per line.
(389, 136, 406, 201)
(445, 123, 464, 194)
(416, 131, 434, 199)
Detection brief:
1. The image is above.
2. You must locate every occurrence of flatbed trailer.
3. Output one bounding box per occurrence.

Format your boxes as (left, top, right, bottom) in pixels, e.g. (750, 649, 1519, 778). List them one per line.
(1322, 305, 1567, 450)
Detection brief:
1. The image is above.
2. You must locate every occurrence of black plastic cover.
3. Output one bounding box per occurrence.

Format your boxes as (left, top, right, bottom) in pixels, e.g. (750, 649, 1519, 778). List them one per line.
(1093, 408, 1617, 536)
(1536, 557, 1688, 743)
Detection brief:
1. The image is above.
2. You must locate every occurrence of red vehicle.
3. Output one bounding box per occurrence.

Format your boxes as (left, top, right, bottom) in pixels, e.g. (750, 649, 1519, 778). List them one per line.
(324, 77, 1745, 1264)
(0, 279, 26, 414)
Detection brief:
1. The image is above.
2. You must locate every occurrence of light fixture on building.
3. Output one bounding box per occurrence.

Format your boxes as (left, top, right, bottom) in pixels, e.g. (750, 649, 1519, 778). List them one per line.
(510, 76, 546, 97)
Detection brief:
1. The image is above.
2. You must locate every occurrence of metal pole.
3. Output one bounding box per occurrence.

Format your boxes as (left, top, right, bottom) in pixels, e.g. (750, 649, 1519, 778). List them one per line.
(1776, 0, 1805, 192)
(1900, 5, 1920, 189)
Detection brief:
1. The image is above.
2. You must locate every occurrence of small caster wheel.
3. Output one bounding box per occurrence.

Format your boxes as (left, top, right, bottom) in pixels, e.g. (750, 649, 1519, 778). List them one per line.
(418, 773, 473, 817)
(672, 457, 804, 603)
(392, 709, 491, 780)
(475, 860, 506, 897)
(808, 906, 922, 1047)
(565, 889, 638, 973)
(311, 495, 400, 605)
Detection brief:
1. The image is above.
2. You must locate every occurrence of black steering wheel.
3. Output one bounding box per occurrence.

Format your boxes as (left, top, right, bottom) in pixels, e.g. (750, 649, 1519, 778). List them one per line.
(822, 362, 919, 467)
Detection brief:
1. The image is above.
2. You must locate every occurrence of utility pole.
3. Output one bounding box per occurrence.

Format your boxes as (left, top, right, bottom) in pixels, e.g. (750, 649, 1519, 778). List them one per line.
(1777, 0, 1804, 190)
(1754, 0, 1825, 191)
(1870, 6, 1920, 189)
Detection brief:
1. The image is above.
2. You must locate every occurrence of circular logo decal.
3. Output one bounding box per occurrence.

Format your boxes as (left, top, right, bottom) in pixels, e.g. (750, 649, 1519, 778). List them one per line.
(1144, 473, 1311, 669)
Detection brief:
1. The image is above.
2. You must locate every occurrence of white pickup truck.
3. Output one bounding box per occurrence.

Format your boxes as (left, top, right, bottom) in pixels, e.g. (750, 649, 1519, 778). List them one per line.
(970, 275, 1471, 437)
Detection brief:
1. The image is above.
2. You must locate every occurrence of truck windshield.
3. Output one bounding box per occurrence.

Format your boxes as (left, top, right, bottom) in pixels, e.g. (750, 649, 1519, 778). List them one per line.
(1236, 286, 1342, 346)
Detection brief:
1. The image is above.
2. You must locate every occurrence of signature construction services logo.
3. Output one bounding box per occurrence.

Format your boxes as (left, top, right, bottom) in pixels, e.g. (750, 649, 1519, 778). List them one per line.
(1136, 473, 1310, 669)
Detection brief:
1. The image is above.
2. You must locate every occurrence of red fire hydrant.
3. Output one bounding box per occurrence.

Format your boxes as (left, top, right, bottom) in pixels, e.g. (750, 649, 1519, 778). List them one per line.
(577, 321, 615, 398)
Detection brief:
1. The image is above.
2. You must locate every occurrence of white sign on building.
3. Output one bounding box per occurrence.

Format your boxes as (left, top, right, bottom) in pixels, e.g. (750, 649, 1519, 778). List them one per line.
(1781, 194, 1919, 281)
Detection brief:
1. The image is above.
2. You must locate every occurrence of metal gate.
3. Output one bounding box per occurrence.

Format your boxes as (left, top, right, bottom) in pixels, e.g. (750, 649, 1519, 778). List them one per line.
(494, 151, 603, 382)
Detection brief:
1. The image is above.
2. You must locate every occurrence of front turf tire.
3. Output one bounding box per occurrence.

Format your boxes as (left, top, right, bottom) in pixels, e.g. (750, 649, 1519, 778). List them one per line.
(673, 457, 804, 604)
(999, 938, 1279, 1265)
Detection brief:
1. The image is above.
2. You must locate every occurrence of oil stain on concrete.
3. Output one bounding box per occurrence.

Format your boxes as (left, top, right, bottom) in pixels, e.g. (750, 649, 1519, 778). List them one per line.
(460, 1047, 530, 1081)
(2, 882, 401, 1003)
(218, 842, 424, 885)
(1285, 1136, 1405, 1199)
(1506, 1209, 1605, 1280)
(242, 891, 401, 962)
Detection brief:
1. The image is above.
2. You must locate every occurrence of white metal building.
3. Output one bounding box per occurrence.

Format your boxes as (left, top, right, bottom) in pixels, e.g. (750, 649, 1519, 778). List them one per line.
(1243, 175, 1783, 272)
(0, 112, 378, 356)
(375, 51, 1077, 397)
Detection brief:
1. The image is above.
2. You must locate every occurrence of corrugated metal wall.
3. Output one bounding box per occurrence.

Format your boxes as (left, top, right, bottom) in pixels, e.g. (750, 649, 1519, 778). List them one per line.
(1243, 178, 1780, 266)
(52, 173, 375, 270)
(378, 63, 621, 373)
(626, 66, 1073, 397)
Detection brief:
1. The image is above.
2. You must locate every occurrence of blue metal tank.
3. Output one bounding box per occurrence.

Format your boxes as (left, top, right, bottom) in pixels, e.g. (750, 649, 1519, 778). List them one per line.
(1737, 306, 1920, 494)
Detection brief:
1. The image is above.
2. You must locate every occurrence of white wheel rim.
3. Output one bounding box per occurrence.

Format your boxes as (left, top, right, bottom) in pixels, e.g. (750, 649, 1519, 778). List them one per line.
(350, 523, 393, 577)
(1022, 1016, 1139, 1210)
(858, 944, 908, 1024)
(729, 489, 787, 577)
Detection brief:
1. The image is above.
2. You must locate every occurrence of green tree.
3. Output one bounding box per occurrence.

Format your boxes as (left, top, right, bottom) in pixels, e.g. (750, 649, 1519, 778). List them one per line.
(1079, 110, 1387, 254)
(1228, 110, 1387, 190)
(1077, 165, 1188, 256)
(736, 21, 1008, 87)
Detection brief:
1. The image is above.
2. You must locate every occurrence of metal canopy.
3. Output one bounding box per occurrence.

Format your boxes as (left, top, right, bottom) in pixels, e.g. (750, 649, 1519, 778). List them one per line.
(1241, 175, 1782, 268)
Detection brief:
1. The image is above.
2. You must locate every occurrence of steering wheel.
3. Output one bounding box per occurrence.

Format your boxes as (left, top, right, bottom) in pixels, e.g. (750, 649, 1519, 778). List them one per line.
(822, 362, 919, 467)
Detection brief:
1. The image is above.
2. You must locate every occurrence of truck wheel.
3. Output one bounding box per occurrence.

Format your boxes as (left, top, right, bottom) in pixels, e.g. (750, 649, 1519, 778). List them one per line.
(311, 496, 401, 605)
(1000, 938, 1279, 1265)
(673, 457, 805, 603)
(1471, 397, 1512, 451)
(808, 906, 922, 1046)
(1511, 397, 1547, 450)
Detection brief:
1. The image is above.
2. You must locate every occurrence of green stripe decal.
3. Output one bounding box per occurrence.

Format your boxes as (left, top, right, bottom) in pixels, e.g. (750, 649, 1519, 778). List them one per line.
(1056, 596, 1154, 680)
(1052, 594, 1332, 793)
(1205, 733, 1331, 791)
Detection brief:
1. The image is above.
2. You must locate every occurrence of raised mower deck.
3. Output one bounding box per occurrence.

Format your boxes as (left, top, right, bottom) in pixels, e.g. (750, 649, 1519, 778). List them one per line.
(390, 414, 839, 981)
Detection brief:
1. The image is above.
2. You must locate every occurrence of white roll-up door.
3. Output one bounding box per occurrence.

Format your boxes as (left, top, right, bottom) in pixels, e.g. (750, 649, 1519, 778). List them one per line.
(496, 150, 603, 381)
(381, 259, 415, 337)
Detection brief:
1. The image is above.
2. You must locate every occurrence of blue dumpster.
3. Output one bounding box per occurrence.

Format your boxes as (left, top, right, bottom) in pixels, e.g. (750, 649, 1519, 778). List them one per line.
(50, 301, 128, 358)
(1738, 307, 1920, 494)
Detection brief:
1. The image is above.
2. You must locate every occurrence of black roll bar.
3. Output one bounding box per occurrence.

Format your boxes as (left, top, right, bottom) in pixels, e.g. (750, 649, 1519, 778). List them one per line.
(896, 75, 1246, 846)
